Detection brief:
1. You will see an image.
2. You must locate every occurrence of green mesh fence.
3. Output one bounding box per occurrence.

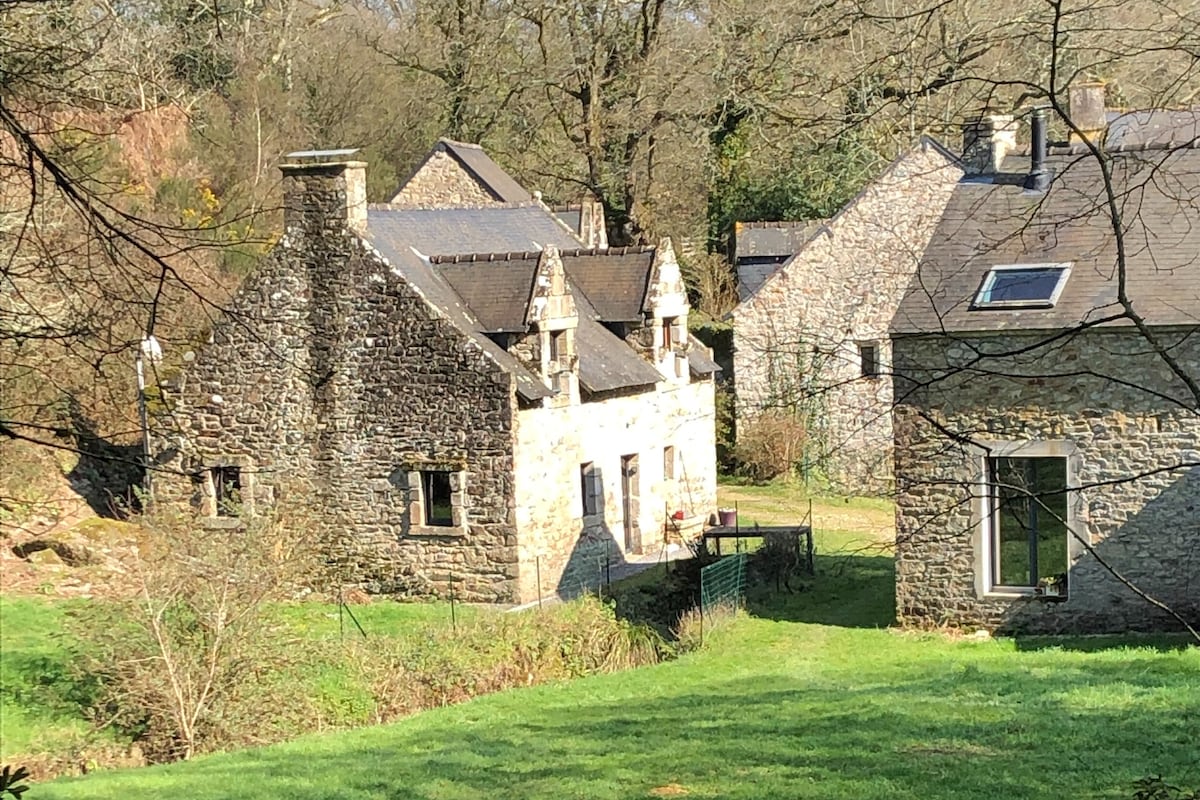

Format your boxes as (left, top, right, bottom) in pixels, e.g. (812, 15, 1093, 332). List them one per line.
(700, 553, 747, 616)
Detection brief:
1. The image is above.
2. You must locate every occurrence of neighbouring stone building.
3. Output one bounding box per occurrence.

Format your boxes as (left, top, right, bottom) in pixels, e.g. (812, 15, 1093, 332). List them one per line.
(154, 146, 718, 604)
(391, 137, 608, 247)
(729, 138, 962, 491)
(892, 96, 1200, 633)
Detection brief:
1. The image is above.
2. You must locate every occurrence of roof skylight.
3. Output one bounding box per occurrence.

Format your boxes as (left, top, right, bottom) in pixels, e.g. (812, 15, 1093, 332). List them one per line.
(972, 263, 1072, 309)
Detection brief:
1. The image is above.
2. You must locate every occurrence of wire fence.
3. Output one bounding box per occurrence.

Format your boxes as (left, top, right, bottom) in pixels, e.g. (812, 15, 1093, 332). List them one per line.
(699, 552, 747, 617)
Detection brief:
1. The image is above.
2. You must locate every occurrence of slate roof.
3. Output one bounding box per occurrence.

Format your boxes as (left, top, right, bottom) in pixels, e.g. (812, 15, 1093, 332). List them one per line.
(574, 313, 663, 394)
(433, 254, 538, 333)
(364, 206, 675, 398)
(1106, 109, 1200, 149)
(893, 143, 1200, 335)
(367, 205, 581, 257)
(559, 247, 656, 322)
(733, 220, 826, 264)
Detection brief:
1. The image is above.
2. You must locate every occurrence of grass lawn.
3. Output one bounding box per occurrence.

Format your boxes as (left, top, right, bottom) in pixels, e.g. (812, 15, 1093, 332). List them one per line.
(30, 481, 1200, 800)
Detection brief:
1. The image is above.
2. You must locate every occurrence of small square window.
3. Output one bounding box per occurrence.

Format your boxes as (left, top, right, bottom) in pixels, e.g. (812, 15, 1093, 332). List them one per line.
(663, 446, 676, 480)
(580, 462, 602, 516)
(859, 343, 879, 379)
(973, 264, 1071, 309)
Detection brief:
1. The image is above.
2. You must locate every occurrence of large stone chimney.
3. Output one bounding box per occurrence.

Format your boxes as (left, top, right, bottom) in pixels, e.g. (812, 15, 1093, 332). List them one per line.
(280, 149, 368, 238)
(961, 114, 1018, 176)
(1068, 82, 1108, 143)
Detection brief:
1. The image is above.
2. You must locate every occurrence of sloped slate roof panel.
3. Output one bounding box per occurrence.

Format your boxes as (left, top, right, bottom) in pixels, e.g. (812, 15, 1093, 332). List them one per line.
(894, 145, 1200, 334)
(434, 256, 538, 333)
(368, 205, 582, 258)
(575, 315, 663, 394)
(560, 247, 655, 322)
(734, 220, 826, 261)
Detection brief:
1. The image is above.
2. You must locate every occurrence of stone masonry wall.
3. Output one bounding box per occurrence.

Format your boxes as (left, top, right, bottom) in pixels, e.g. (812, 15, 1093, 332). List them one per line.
(390, 150, 500, 206)
(893, 328, 1200, 633)
(732, 143, 961, 492)
(156, 165, 522, 602)
(512, 379, 717, 602)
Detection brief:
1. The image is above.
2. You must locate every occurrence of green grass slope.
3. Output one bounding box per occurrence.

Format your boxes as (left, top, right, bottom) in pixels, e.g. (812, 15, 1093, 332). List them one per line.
(36, 542, 1200, 800)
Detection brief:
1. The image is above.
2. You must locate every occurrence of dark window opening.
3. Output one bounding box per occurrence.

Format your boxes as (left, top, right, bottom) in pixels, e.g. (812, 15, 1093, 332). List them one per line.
(663, 446, 676, 480)
(987, 456, 1069, 592)
(549, 330, 566, 364)
(212, 466, 242, 517)
(602, 321, 629, 340)
(581, 462, 602, 516)
(422, 471, 453, 527)
(484, 332, 510, 350)
(859, 343, 879, 379)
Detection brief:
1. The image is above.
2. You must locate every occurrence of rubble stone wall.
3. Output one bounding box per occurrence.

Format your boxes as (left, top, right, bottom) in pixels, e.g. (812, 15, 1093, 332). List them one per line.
(893, 328, 1200, 633)
(732, 143, 961, 493)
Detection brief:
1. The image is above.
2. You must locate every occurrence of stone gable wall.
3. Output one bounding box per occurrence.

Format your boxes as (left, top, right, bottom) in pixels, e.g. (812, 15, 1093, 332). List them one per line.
(390, 150, 499, 206)
(512, 379, 717, 601)
(732, 145, 961, 492)
(156, 167, 521, 602)
(893, 329, 1200, 633)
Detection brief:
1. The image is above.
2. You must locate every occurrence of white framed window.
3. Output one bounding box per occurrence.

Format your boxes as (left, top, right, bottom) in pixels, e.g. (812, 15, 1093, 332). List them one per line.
(972, 263, 1071, 309)
(663, 446, 676, 480)
(978, 443, 1080, 598)
(661, 316, 679, 353)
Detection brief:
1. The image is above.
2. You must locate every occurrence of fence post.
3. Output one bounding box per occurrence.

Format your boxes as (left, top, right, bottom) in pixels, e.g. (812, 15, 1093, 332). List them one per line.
(449, 572, 457, 632)
(536, 556, 543, 609)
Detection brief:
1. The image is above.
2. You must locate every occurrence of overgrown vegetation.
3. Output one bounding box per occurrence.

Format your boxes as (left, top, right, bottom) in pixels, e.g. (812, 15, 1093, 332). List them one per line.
(31, 537, 1199, 800)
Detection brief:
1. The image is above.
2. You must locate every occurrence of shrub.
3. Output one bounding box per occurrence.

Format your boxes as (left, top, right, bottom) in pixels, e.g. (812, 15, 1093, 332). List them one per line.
(346, 596, 668, 725)
(732, 410, 808, 482)
(70, 502, 319, 761)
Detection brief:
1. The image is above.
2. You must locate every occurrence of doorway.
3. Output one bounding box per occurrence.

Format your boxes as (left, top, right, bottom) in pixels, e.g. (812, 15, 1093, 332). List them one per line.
(620, 454, 640, 552)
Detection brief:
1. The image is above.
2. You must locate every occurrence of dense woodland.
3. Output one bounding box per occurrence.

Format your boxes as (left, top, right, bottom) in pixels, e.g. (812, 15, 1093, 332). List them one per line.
(3, 0, 1200, 494)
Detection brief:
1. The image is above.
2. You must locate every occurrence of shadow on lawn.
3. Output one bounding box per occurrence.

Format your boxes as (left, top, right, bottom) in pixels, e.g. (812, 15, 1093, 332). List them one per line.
(1013, 634, 1198, 653)
(49, 652, 1198, 800)
(745, 553, 896, 629)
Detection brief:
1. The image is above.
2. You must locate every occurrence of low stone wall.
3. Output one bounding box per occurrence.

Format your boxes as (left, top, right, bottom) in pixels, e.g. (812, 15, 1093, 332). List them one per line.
(893, 329, 1200, 633)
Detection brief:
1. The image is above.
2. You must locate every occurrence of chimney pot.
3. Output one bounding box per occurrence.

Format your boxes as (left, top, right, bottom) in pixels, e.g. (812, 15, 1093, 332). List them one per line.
(1068, 82, 1107, 143)
(1024, 107, 1052, 193)
(961, 114, 1018, 176)
(280, 148, 368, 237)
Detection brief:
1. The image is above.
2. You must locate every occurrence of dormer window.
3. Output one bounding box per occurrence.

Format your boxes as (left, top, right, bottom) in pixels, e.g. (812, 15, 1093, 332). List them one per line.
(973, 263, 1071, 309)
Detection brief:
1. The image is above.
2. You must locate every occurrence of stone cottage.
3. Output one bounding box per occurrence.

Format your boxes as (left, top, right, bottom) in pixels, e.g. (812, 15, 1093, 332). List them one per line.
(892, 102, 1200, 633)
(729, 138, 962, 491)
(391, 137, 608, 247)
(155, 148, 718, 604)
